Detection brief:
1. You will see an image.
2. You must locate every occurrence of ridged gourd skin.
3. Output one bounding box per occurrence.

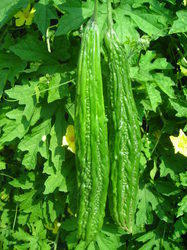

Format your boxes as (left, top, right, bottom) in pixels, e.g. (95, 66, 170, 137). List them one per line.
(105, 28, 142, 233)
(75, 18, 110, 243)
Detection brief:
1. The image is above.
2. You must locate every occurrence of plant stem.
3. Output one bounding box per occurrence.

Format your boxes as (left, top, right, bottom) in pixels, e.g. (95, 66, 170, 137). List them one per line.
(107, 0, 113, 28)
(0, 173, 14, 179)
(12, 204, 18, 230)
(54, 231, 60, 250)
(94, 0, 98, 22)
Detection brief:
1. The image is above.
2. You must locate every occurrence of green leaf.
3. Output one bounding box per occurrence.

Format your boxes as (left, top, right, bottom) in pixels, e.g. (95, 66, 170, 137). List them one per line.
(0, 160, 6, 170)
(34, 0, 57, 36)
(18, 119, 51, 169)
(180, 172, 187, 187)
(153, 74, 175, 98)
(169, 10, 187, 34)
(75, 241, 87, 250)
(0, 84, 45, 146)
(43, 108, 67, 194)
(47, 73, 69, 103)
(14, 190, 36, 211)
(159, 156, 184, 182)
(96, 231, 121, 250)
(136, 186, 156, 227)
(13, 228, 32, 242)
(136, 224, 173, 250)
(56, 0, 93, 36)
(174, 215, 187, 239)
(9, 173, 34, 190)
(177, 196, 187, 217)
(131, 51, 173, 82)
(0, 70, 8, 98)
(154, 180, 179, 196)
(5, 83, 37, 120)
(118, 3, 170, 38)
(0, 52, 26, 96)
(114, 12, 139, 43)
(61, 217, 77, 232)
(170, 99, 187, 118)
(49, 108, 66, 170)
(44, 172, 67, 194)
(10, 34, 57, 63)
(0, 109, 30, 146)
(13, 221, 50, 249)
(150, 160, 157, 180)
(146, 82, 162, 112)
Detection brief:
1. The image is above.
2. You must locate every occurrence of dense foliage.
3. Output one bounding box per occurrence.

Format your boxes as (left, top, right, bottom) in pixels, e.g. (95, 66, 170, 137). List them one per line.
(0, 0, 186, 249)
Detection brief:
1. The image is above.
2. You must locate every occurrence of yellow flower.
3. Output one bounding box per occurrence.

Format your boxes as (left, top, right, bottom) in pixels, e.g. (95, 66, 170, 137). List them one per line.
(14, 4, 36, 27)
(62, 125, 75, 153)
(170, 129, 187, 157)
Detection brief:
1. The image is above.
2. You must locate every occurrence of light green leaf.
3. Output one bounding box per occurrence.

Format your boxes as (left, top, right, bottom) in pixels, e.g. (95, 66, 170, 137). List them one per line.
(169, 10, 187, 34)
(170, 99, 187, 118)
(13, 228, 32, 242)
(0, 160, 6, 170)
(131, 51, 173, 82)
(18, 119, 51, 169)
(0, 109, 30, 146)
(9, 173, 34, 189)
(180, 172, 187, 187)
(5, 83, 37, 120)
(153, 74, 175, 98)
(177, 196, 187, 217)
(49, 108, 66, 171)
(47, 73, 69, 103)
(150, 160, 157, 180)
(44, 172, 67, 194)
(136, 186, 157, 227)
(146, 83, 162, 112)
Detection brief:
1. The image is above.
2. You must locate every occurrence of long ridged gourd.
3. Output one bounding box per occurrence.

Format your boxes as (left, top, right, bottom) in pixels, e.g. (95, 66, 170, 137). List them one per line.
(104, 0, 142, 233)
(74, 0, 109, 243)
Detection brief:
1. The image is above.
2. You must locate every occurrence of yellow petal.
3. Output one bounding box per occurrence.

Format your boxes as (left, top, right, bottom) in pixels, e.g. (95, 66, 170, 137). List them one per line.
(68, 142, 75, 154)
(30, 7, 36, 14)
(170, 130, 187, 157)
(25, 15, 34, 26)
(14, 11, 23, 18)
(66, 125, 75, 140)
(179, 148, 187, 157)
(62, 125, 76, 153)
(179, 129, 185, 138)
(15, 17, 25, 26)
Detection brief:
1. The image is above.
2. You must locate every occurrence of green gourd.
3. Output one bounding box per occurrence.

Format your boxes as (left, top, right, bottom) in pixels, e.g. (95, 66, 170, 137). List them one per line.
(74, 0, 109, 243)
(104, 0, 142, 233)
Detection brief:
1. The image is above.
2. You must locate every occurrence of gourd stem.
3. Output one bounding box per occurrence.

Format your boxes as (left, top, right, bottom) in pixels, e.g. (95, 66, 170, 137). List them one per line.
(107, 0, 113, 28)
(94, 0, 98, 21)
